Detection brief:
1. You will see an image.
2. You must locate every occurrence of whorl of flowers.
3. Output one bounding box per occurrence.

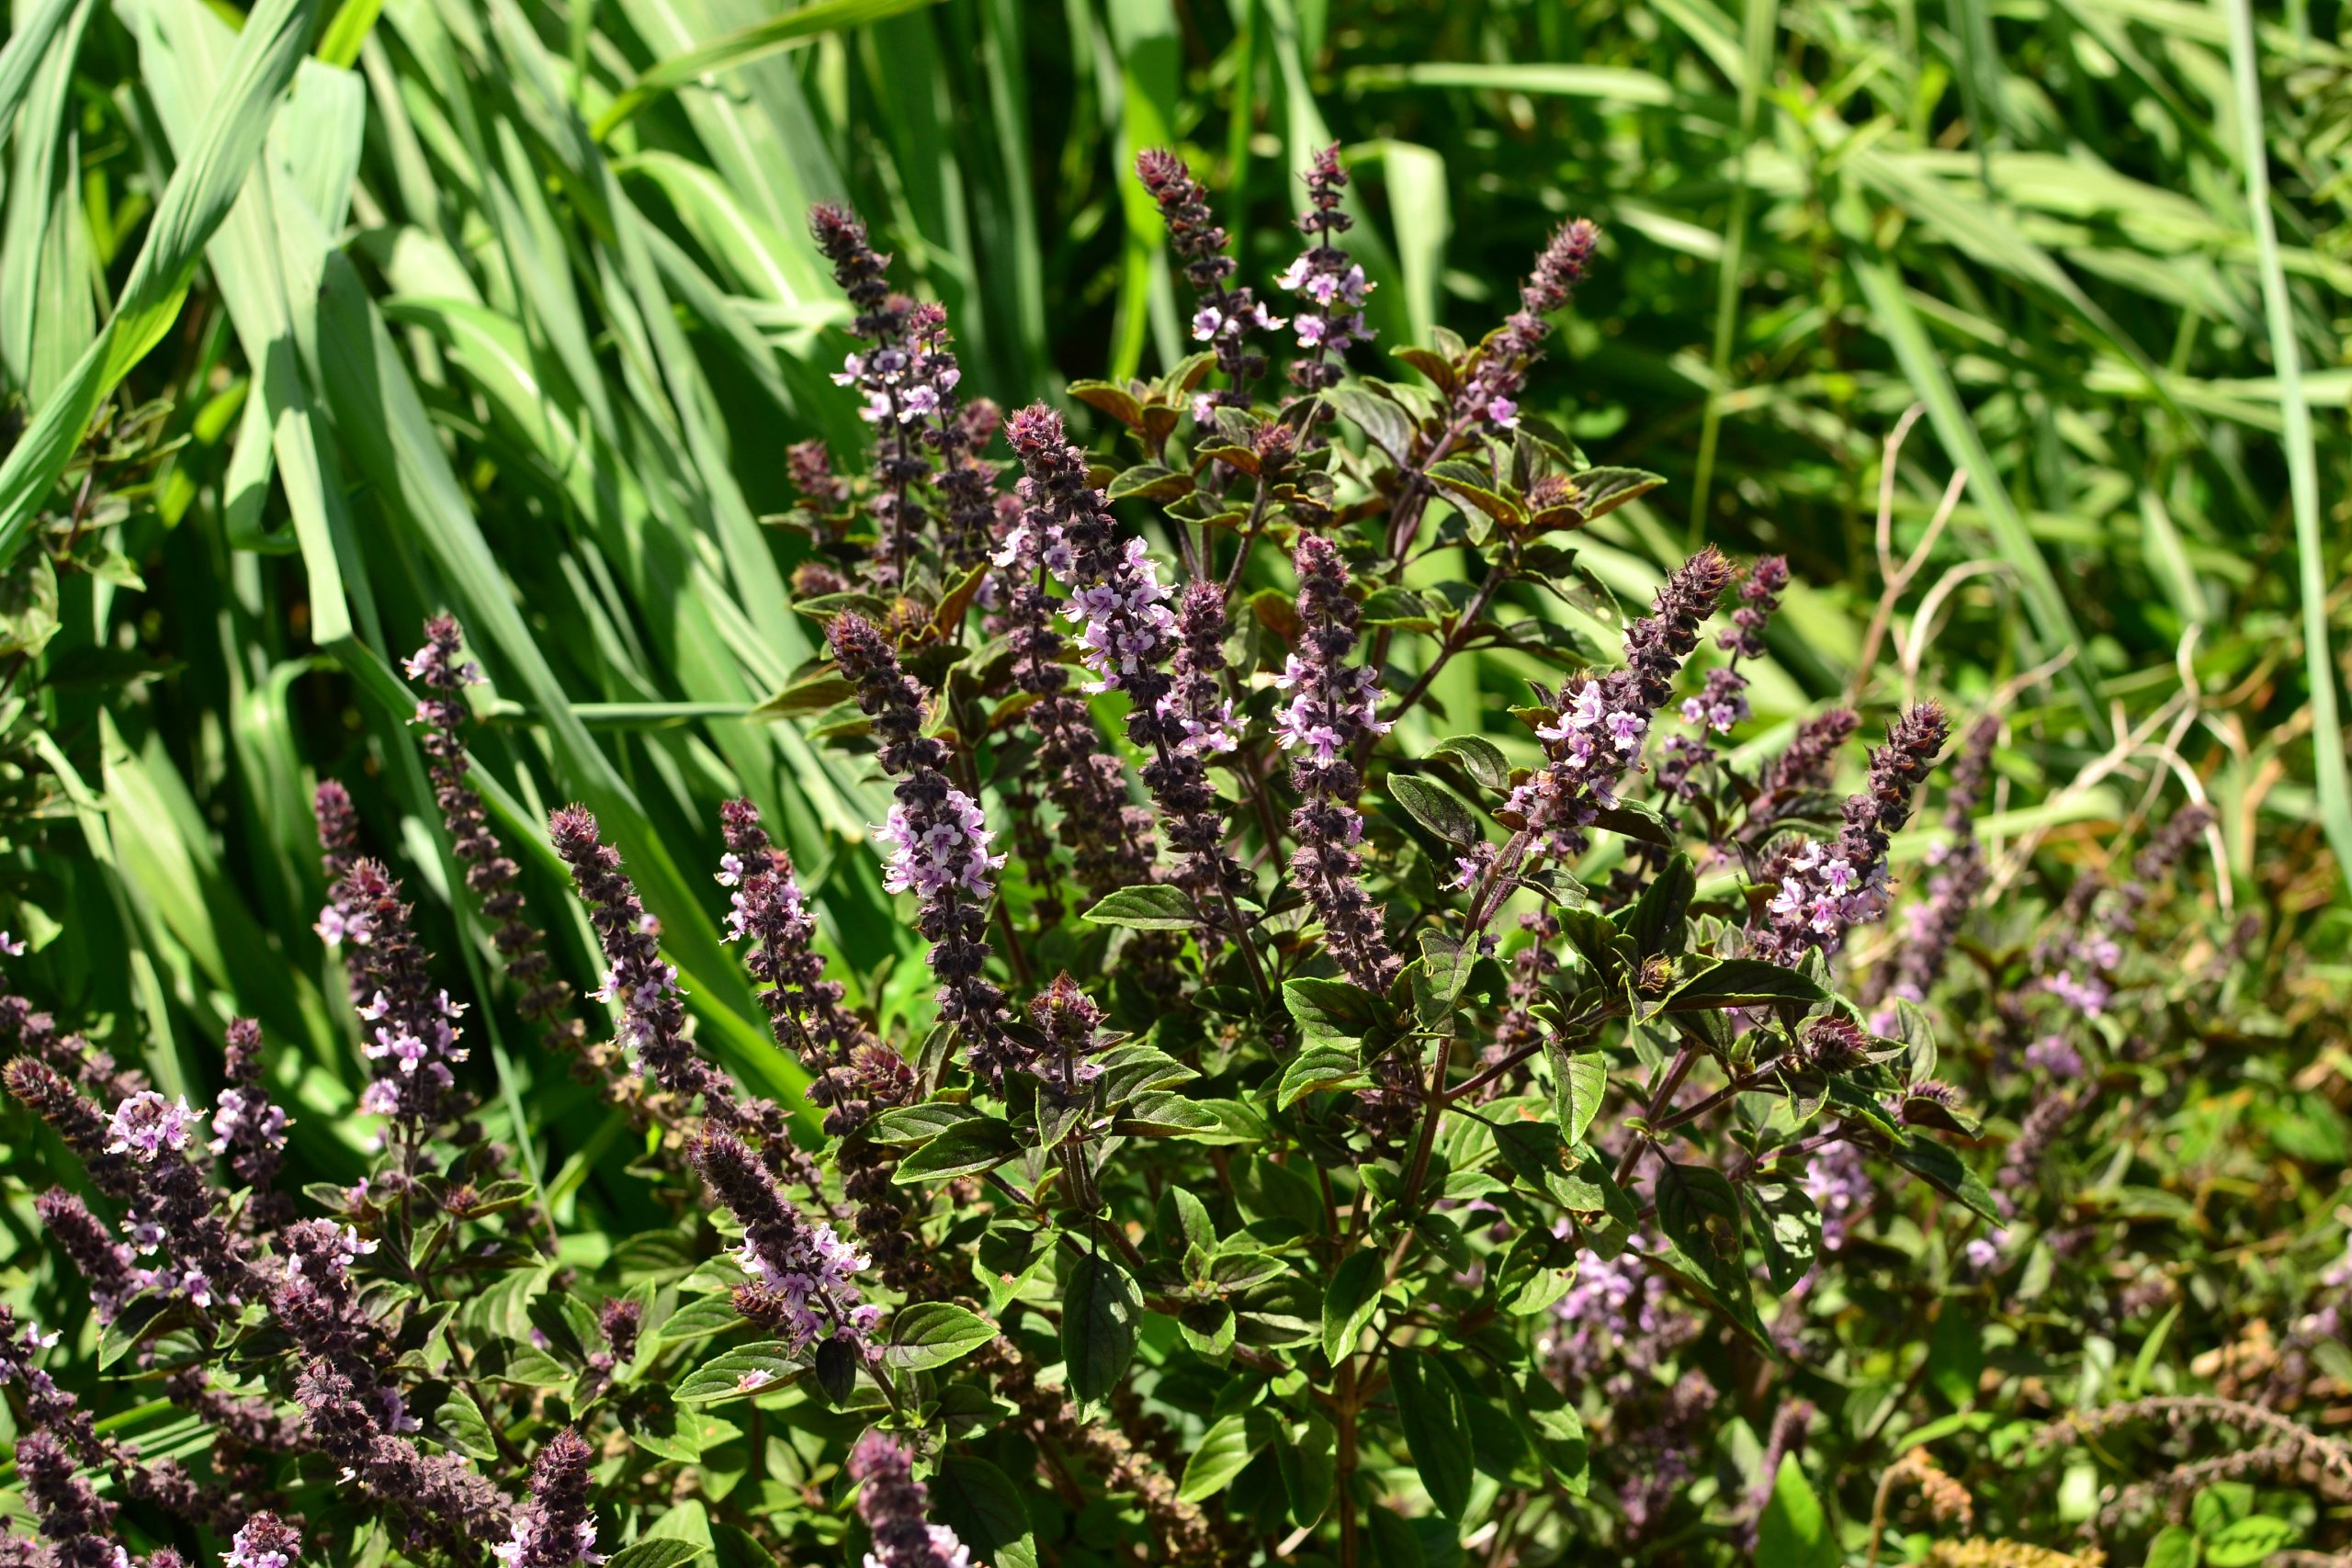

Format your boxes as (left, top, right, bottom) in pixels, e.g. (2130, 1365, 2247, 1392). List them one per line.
(1739, 1400, 1816, 1550)
(1761, 709, 1860, 799)
(406, 617, 579, 1054)
(290, 1358, 506, 1547)
(990, 412, 1156, 905)
(597, 1298, 642, 1363)
(691, 1131, 878, 1353)
(312, 779, 358, 883)
(1619, 1371, 1721, 1540)
(828, 613, 1019, 1085)
(548, 806, 737, 1123)
(1870, 712, 2000, 1018)
(1656, 553, 1787, 826)
(2108, 803, 2215, 940)
(223, 1514, 303, 1568)
(12, 1430, 126, 1568)
(1006, 405, 1241, 948)
(318, 857, 469, 1121)
(1506, 548, 1734, 864)
(210, 1018, 291, 1219)
(849, 1431, 977, 1568)
(1457, 218, 1600, 432)
(1278, 144, 1374, 390)
(1134, 148, 1279, 414)
(1004, 406, 1176, 700)
(810, 202, 935, 583)
(1754, 703, 1950, 962)
(1274, 536, 1398, 989)
(717, 798, 910, 1136)
(1154, 582, 1247, 915)
(0, 992, 141, 1105)
(31, 1191, 136, 1323)
(270, 1219, 389, 1380)
(495, 1430, 600, 1568)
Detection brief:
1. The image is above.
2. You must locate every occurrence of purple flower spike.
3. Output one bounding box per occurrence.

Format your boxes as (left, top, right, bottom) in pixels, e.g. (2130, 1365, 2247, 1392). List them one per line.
(1279, 536, 1398, 990)
(850, 1431, 978, 1568)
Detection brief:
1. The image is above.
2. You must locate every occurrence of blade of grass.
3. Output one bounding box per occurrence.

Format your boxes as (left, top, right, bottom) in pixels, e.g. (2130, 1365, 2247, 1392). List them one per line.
(593, 0, 948, 140)
(1686, 0, 1774, 547)
(2224, 0, 2352, 894)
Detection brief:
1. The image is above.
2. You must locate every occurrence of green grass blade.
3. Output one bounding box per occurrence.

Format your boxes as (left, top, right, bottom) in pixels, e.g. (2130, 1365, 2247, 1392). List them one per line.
(593, 0, 948, 139)
(2224, 0, 2352, 893)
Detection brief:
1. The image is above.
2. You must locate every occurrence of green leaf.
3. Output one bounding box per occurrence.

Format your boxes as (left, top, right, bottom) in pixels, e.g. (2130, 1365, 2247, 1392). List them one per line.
(2201, 1517, 2298, 1567)
(1273, 1414, 1338, 1528)
(1061, 1253, 1139, 1404)
(673, 1343, 798, 1403)
(1619, 852, 1694, 958)
(433, 1390, 499, 1463)
(1926, 1303, 1985, 1408)
(893, 1118, 1022, 1182)
(1887, 1134, 2003, 1224)
(1365, 1505, 1425, 1568)
(867, 1102, 983, 1145)
(1105, 462, 1194, 501)
(1653, 1159, 1750, 1314)
(883, 1303, 996, 1372)
(2143, 1526, 2199, 1568)
(1279, 1042, 1369, 1109)
(1283, 977, 1396, 1050)
(929, 1458, 1037, 1568)
(1430, 734, 1510, 792)
(1566, 466, 1667, 522)
(1329, 384, 1415, 464)
(603, 1542, 708, 1568)
(1551, 1049, 1609, 1145)
(1081, 884, 1201, 931)
(1754, 1455, 1838, 1568)
(1387, 1348, 1474, 1520)
(1179, 1410, 1272, 1502)
(1322, 1249, 1385, 1362)
(1386, 773, 1481, 845)
(1658, 957, 1826, 1012)
(1360, 585, 1439, 629)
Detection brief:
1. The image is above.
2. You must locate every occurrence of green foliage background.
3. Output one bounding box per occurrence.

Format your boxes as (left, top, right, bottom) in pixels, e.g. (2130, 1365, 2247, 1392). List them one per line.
(0, 0, 2346, 1551)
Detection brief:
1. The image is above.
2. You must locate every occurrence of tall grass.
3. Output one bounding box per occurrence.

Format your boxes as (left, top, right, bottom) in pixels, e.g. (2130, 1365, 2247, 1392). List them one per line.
(0, 0, 2343, 1245)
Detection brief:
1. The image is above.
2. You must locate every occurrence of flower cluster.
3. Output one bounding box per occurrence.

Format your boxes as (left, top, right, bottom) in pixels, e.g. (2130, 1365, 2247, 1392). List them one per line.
(549, 806, 730, 1118)
(1277, 536, 1398, 989)
(315, 848, 470, 1122)
(693, 1131, 879, 1353)
(848, 1432, 977, 1568)
(1278, 144, 1374, 388)
(6, 1057, 255, 1314)
(407, 617, 579, 1054)
(718, 799, 908, 1134)
(828, 613, 1018, 1084)
(1456, 218, 1600, 431)
(224, 1515, 303, 1568)
(1753, 703, 1950, 961)
(1133, 148, 1279, 413)
(990, 444, 1154, 910)
(1868, 711, 2000, 1023)
(494, 1431, 599, 1568)
(1505, 548, 1734, 868)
